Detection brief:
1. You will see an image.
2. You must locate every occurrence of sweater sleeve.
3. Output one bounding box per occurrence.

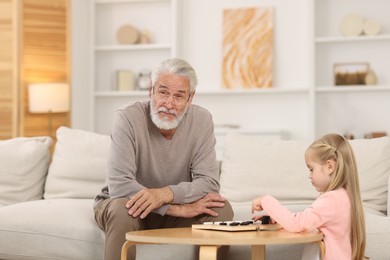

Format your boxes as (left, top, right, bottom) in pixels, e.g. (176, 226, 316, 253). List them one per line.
(107, 110, 145, 199)
(261, 193, 338, 232)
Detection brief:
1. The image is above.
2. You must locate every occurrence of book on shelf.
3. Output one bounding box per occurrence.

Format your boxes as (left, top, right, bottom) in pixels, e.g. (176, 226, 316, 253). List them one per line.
(116, 70, 135, 91)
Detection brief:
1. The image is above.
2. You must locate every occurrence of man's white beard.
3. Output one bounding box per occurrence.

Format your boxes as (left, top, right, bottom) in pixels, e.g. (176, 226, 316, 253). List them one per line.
(150, 101, 188, 130)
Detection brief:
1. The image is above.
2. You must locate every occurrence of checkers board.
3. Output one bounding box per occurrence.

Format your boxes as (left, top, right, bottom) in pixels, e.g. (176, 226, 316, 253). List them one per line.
(192, 220, 282, 232)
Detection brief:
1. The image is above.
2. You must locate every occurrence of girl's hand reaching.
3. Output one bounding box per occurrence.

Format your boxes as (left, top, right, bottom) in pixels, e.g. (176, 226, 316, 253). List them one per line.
(252, 196, 265, 222)
(252, 215, 277, 224)
(252, 196, 276, 223)
(252, 214, 263, 222)
(252, 196, 264, 213)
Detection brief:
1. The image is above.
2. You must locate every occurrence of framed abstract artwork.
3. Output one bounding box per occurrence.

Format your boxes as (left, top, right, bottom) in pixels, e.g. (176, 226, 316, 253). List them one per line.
(222, 7, 274, 89)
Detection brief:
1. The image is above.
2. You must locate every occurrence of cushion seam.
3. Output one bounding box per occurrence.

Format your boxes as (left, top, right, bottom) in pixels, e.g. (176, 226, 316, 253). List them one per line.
(0, 229, 102, 244)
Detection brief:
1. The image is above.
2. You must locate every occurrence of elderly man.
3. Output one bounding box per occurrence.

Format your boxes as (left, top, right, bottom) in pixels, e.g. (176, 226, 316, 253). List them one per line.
(94, 58, 234, 260)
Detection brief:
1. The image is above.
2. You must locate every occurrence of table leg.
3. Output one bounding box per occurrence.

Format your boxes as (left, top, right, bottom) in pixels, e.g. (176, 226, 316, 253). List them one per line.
(318, 240, 325, 260)
(251, 245, 265, 260)
(199, 245, 219, 260)
(121, 241, 137, 260)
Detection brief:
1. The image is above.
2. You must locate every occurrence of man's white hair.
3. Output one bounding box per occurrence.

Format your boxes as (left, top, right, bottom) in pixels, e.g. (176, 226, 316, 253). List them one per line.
(151, 58, 198, 93)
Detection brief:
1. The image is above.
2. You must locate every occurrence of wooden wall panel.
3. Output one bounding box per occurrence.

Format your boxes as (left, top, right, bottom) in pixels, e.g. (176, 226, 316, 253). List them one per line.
(20, 0, 70, 138)
(0, 0, 17, 139)
(0, 0, 70, 141)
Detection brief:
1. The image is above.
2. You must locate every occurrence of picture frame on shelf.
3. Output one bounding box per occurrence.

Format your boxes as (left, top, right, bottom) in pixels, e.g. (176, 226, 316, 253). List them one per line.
(333, 62, 369, 86)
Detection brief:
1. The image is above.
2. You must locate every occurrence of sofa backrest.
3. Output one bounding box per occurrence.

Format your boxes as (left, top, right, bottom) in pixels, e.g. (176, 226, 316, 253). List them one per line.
(0, 136, 52, 206)
(350, 136, 390, 213)
(220, 133, 390, 214)
(43, 126, 110, 199)
(5, 126, 388, 214)
(220, 133, 315, 206)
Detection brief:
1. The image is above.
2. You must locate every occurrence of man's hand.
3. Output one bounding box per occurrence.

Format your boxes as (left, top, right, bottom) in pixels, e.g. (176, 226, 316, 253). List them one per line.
(126, 187, 173, 219)
(166, 193, 226, 218)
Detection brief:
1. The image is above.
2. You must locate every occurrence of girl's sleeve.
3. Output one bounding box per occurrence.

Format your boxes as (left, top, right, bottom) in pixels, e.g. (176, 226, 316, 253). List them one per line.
(261, 194, 337, 232)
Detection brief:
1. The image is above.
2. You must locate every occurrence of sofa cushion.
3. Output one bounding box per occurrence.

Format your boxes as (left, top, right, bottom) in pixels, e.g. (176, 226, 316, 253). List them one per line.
(365, 212, 390, 259)
(220, 133, 315, 207)
(0, 199, 104, 260)
(0, 199, 200, 260)
(0, 136, 52, 206)
(44, 127, 110, 199)
(220, 133, 390, 213)
(350, 137, 390, 213)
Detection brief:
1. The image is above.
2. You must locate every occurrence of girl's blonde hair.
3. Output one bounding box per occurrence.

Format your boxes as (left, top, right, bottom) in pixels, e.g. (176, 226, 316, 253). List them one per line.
(307, 134, 366, 260)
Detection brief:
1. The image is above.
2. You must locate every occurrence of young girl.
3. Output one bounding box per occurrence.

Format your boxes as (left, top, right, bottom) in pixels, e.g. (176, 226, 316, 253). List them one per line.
(252, 134, 366, 260)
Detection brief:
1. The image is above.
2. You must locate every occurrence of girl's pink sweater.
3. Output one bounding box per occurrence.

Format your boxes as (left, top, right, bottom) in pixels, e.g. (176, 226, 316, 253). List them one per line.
(261, 189, 351, 260)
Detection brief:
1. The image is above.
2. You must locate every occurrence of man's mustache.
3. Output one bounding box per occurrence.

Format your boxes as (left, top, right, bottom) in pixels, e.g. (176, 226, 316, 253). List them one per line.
(157, 107, 177, 116)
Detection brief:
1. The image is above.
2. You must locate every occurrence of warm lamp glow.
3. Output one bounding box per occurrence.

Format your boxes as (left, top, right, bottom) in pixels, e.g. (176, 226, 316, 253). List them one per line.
(28, 83, 70, 113)
(28, 83, 70, 137)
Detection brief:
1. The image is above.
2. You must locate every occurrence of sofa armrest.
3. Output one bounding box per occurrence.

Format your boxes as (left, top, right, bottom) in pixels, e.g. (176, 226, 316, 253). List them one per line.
(388, 176, 390, 217)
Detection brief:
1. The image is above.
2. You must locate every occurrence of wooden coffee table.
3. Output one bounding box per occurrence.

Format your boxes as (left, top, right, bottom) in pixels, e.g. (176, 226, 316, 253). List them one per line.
(121, 227, 323, 260)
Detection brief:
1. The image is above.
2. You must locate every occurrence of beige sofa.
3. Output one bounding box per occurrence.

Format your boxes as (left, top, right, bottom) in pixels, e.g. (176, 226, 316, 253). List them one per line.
(0, 127, 389, 260)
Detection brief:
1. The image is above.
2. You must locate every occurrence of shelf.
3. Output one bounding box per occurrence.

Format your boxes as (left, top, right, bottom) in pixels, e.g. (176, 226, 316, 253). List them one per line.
(87, 0, 390, 140)
(95, 0, 169, 4)
(96, 85, 390, 97)
(313, 0, 390, 139)
(94, 87, 309, 98)
(195, 88, 308, 95)
(316, 85, 390, 93)
(95, 91, 149, 97)
(315, 34, 390, 43)
(95, 44, 172, 51)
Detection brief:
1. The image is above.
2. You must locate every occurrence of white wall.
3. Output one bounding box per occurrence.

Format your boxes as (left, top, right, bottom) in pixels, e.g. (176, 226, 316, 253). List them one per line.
(71, 0, 91, 130)
(174, 0, 312, 139)
(176, 0, 311, 90)
(71, 0, 313, 139)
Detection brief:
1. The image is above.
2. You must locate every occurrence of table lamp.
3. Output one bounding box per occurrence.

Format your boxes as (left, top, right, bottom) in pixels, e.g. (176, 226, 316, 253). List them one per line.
(28, 83, 70, 137)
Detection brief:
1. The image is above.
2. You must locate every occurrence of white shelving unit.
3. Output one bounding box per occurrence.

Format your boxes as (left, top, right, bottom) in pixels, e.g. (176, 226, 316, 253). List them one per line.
(90, 0, 177, 133)
(313, 0, 390, 139)
(84, 0, 389, 140)
(315, 34, 390, 43)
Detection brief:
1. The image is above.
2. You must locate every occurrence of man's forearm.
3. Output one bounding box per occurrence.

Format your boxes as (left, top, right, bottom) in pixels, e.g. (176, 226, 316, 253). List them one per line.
(166, 204, 187, 218)
(165, 193, 224, 219)
(166, 203, 196, 218)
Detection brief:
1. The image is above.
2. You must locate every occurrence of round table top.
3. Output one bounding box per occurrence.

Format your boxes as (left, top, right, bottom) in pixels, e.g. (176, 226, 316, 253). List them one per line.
(125, 227, 323, 246)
